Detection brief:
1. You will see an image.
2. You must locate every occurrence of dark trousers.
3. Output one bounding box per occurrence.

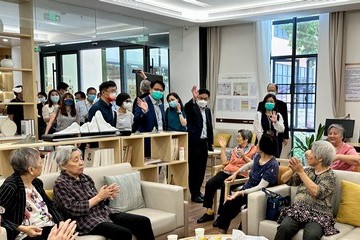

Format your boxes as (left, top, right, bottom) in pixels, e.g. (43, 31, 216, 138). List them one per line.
(275, 216, 324, 240)
(217, 194, 248, 230)
(277, 134, 284, 158)
(23, 226, 52, 240)
(203, 171, 245, 215)
(89, 212, 155, 240)
(188, 139, 208, 196)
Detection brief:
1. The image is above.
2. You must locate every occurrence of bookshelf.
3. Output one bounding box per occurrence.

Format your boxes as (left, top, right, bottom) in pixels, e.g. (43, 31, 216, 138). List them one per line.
(0, 132, 188, 196)
(0, 0, 38, 137)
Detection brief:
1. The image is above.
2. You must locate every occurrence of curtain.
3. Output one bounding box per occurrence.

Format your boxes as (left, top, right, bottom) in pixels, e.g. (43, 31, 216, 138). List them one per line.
(329, 12, 346, 117)
(206, 26, 221, 114)
(255, 20, 272, 99)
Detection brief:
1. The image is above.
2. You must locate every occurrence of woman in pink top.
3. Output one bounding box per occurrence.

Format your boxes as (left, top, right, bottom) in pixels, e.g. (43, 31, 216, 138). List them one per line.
(197, 129, 257, 225)
(328, 124, 360, 171)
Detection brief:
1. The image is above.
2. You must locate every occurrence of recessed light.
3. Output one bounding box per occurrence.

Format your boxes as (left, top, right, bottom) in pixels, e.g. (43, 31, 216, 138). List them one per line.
(2, 39, 9, 42)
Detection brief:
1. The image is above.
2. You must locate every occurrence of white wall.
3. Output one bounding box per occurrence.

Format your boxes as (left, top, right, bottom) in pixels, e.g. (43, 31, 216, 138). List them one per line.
(215, 23, 258, 132)
(169, 26, 200, 103)
(344, 10, 360, 141)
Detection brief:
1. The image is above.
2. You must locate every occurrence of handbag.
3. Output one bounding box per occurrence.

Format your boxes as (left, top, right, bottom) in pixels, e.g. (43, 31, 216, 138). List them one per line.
(262, 188, 290, 221)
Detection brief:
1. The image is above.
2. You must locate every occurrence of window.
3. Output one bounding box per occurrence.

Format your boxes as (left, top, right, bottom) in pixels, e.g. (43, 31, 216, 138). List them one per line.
(271, 16, 319, 158)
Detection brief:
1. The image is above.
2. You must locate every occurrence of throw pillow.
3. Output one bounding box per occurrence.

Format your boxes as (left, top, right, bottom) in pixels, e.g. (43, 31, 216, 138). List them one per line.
(104, 171, 145, 212)
(336, 180, 360, 227)
(214, 133, 232, 147)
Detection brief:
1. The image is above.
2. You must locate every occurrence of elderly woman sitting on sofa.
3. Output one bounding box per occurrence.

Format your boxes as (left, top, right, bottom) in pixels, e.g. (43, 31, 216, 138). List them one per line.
(53, 146, 155, 240)
(275, 140, 339, 240)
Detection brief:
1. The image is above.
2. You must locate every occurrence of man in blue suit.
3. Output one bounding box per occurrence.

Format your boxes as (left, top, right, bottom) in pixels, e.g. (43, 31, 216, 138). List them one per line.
(185, 86, 214, 203)
(134, 80, 166, 156)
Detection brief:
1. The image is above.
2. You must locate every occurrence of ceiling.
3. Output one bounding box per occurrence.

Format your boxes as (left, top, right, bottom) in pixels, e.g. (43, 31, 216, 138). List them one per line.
(1, 0, 360, 46)
(57, 0, 360, 26)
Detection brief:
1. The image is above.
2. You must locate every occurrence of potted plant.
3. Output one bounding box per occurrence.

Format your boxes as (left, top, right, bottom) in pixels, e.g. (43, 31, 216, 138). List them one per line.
(291, 123, 326, 164)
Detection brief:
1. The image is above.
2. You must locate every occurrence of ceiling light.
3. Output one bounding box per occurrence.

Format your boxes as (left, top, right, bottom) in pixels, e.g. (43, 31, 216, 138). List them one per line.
(182, 0, 210, 8)
(2, 39, 9, 42)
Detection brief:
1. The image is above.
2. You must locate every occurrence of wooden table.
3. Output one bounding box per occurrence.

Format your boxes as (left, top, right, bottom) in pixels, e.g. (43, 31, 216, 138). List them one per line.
(180, 234, 231, 240)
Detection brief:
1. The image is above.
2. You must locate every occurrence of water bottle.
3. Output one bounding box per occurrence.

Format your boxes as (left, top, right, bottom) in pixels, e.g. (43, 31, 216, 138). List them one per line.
(179, 147, 185, 161)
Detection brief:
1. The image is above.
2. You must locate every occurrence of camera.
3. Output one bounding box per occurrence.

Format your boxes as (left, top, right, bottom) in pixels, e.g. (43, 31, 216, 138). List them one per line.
(132, 69, 141, 74)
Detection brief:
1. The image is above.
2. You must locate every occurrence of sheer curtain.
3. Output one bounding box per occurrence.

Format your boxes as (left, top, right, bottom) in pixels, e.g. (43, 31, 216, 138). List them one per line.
(329, 12, 346, 117)
(206, 26, 221, 113)
(255, 20, 272, 99)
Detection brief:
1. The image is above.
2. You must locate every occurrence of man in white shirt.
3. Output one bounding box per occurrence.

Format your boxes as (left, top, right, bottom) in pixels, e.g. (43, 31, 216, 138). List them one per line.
(75, 87, 97, 125)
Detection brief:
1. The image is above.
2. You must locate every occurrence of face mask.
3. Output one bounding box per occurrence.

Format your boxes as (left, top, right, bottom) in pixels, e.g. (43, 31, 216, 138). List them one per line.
(108, 92, 117, 101)
(265, 102, 275, 111)
(123, 102, 132, 111)
(196, 100, 208, 108)
(169, 100, 178, 108)
(64, 99, 74, 106)
(151, 90, 163, 101)
(50, 95, 59, 103)
(39, 97, 47, 103)
(88, 94, 96, 102)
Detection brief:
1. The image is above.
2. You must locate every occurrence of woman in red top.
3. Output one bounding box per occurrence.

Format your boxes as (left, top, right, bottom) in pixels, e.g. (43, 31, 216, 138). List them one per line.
(197, 129, 257, 224)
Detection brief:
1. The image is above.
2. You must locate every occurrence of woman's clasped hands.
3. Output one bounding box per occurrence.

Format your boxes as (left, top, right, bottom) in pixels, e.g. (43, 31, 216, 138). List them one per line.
(98, 183, 120, 200)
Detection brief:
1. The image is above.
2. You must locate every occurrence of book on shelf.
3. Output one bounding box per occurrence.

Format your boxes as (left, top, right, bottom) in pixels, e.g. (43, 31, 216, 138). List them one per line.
(122, 146, 133, 163)
(158, 165, 167, 184)
(21, 119, 35, 136)
(84, 148, 102, 167)
(100, 148, 115, 166)
(144, 158, 162, 165)
(171, 138, 179, 160)
(42, 151, 57, 174)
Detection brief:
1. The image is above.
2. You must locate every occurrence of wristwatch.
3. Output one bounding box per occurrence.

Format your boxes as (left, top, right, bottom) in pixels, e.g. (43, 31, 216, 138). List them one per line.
(178, 112, 182, 115)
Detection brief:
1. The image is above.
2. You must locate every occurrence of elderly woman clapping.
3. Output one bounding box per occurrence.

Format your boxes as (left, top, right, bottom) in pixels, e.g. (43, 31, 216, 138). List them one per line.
(53, 146, 155, 240)
(327, 124, 360, 171)
(0, 147, 63, 240)
(275, 141, 340, 240)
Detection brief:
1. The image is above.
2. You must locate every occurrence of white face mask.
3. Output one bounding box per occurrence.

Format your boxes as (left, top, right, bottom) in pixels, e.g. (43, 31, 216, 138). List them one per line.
(196, 100, 208, 108)
(123, 102, 132, 111)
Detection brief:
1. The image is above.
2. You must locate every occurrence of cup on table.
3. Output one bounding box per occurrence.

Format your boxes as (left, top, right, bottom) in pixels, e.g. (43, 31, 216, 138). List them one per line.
(167, 234, 178, 240)
(195, 228, 205, 240)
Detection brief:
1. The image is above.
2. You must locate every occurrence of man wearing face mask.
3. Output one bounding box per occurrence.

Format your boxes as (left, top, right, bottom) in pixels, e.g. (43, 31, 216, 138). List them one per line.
(88, 81, 117, 127)
(133, 79, 166, 133)
(75, 88, 97, 125)
(184, 86, 214, 203)
(257, 83, 289, 157)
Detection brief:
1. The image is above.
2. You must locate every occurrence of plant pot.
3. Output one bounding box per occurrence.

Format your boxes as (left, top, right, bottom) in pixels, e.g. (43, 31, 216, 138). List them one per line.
(0, 57, 14, 68)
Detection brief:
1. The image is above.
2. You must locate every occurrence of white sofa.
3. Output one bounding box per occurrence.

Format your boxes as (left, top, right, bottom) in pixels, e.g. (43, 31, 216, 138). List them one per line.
(246, 170, 360, 240)
(0, 163, 188, 240)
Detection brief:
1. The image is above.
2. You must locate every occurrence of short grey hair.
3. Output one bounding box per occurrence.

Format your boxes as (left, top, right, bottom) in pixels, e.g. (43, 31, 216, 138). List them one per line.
(139, 80, 151, 94)
(55, 146, 81, 170)
(311, 140, 336, 167)
(328, 124, 345, 139)
(238, 129, 253, 142)
(10, 147, 40, 175)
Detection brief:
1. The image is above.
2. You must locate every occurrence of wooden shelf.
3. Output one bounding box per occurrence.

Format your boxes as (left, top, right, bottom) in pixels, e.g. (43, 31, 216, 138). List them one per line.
(0, 32, 32, 39)
(0, 102, 35, 105)
(0, 67, 33, 72)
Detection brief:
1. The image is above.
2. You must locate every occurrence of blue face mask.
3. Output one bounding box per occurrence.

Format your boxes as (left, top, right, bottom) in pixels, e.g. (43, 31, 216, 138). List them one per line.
(265, 102, 275, 111)
(151, 90, 163, 101)
(88, 94, 96, 102)
(64, 99, 74, 106)
(168, 100, 178, 108)
(50, 95, 59, 103)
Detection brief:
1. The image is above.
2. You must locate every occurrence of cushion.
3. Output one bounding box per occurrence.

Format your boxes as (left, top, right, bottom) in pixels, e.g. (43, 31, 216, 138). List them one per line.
(103, 171, 145, 212)
(336, 180, 360, 227)
(214, 133, 232, 147)
(45, 190, 54, 200)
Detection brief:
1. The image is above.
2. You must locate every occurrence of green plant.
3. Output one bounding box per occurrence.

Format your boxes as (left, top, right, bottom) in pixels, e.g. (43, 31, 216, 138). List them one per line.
(291, 123, 326, 162)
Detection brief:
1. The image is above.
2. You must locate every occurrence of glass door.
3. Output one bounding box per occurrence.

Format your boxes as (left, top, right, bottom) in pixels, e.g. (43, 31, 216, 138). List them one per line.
(150, 47, 169, 100)
(121, 48, 144, 100)
(41, 54, 57, 93)
(60, 52, 79, 94)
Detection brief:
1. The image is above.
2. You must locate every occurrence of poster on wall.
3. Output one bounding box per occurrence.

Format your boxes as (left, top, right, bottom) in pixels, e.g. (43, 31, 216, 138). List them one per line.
(215, 73, 259, 122)
(345, 64, 360, 102)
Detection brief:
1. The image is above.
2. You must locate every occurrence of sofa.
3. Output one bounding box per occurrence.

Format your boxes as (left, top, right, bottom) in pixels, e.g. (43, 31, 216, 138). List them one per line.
(0, 163, 188, 240)
(246, 170, 360, 240)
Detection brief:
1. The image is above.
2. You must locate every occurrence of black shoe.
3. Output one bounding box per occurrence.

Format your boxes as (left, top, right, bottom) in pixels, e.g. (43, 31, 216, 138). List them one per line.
(191, 195, 204, 203)
(197, 213, 215, 223)
(213, 217, 219, 227)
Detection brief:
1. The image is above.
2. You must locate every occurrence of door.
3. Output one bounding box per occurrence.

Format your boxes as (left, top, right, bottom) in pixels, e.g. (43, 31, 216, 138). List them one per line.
(60, 52, 80, 93)
(41, 54, 57, 93)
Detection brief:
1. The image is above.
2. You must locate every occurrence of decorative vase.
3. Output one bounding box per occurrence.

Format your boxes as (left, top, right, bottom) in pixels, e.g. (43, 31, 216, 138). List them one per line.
(0, 56, 14, 68)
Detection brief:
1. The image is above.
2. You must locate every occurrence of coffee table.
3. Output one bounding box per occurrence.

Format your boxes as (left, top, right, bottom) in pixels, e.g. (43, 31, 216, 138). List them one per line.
(180, 234, 231, 240)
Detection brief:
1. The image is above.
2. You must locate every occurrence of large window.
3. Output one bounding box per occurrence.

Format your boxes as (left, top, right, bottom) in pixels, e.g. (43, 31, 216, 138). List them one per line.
(271, 16, 319, 157)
